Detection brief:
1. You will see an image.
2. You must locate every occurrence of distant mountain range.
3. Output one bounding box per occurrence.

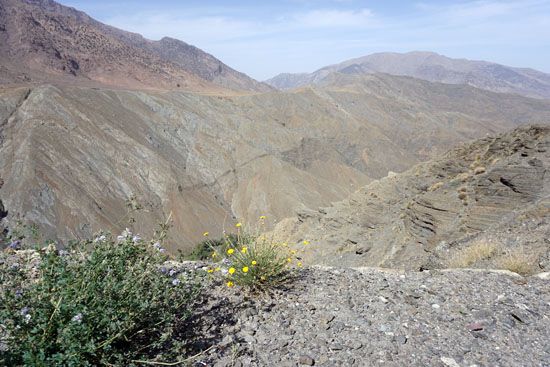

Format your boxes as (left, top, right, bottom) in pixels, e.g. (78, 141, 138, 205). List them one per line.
(0, 0, 271, 92)
(266, 51, 550, 99)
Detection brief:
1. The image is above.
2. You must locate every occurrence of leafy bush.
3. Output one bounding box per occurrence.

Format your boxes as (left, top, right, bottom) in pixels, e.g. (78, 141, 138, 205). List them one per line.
(0, 231, 200, 366)
(203, 219, 308, 290)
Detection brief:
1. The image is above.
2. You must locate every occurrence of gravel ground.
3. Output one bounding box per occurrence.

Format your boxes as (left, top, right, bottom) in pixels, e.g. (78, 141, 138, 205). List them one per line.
(188, 266, 549, 367)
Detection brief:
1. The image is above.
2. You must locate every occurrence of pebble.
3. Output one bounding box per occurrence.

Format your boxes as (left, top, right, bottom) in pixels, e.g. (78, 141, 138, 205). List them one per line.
(299, 355, 315, 366)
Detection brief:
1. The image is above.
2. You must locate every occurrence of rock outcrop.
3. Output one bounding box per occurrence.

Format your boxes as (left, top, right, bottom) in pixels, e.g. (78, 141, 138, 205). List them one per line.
(273, 126, 550, 271)
(180, 265, 550, 366)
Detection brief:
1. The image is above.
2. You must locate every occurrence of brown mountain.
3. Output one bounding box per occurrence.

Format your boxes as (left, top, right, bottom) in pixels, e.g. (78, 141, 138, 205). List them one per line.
(0, 0, 271, 92)
(1, 73, 550, 252)
(266, 51, 550, 99)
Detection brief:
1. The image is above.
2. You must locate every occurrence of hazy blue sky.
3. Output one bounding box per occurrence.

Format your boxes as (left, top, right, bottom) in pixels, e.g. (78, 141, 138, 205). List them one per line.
(57, 0, 550, 80)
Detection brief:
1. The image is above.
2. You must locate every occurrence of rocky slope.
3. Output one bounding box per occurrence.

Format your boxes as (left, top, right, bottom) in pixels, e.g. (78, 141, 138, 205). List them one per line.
(272, 126, 550, 271)
(177, 264, 550, 366)
(0, 0, 270, 92)
(2, 79, 550, 252)
(266, 51, 550, 99)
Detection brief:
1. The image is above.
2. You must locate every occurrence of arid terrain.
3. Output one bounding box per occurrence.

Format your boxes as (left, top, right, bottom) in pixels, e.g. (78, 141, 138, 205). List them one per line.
(0, 1, 548, 366)
(1, 1, 550, 252)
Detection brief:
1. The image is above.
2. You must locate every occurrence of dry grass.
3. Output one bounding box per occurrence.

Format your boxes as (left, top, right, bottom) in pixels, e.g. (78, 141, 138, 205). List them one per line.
(496, 249, 538, 276)
(447, 241, 498, 268)
(428, 181, 444, 192)
(457, 173, 470, 181)
(473, 166, 486, 175)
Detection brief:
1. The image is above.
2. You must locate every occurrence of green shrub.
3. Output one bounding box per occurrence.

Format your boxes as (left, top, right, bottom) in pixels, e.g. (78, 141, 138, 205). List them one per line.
(184, 233, 240, 260)
(0, 231, 200, 366)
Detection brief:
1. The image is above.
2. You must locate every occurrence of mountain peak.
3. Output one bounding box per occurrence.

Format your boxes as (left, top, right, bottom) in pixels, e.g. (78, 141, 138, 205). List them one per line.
(0, 0, 271, 92)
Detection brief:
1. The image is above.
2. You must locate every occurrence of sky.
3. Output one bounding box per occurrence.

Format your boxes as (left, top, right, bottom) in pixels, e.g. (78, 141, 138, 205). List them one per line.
(57, 0, 550, 80)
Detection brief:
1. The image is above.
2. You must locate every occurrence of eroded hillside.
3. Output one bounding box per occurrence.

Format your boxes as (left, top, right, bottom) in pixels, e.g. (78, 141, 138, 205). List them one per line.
(1, 75, 550, 251)
(273, 126, 550, 272)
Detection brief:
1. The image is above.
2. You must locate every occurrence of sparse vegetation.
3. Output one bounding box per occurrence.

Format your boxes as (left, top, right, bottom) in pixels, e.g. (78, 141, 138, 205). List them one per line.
(0, 231, 200, 366)
(428, 181, 444, 192)
(202, 218, 306, 290)
(496, 248, 538, 276)
(473, 166, 486, 175)
(184, 233, 240, 260)
(447, 241, 498, 268)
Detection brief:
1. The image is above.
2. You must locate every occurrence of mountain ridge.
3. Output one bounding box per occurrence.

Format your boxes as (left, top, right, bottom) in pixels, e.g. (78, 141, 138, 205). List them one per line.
(0, 0, 271, 92)
(266, 51, 550, 99)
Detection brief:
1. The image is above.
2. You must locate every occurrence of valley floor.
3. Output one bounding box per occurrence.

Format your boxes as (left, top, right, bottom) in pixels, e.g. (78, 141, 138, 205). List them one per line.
(185, 265, 549, 367)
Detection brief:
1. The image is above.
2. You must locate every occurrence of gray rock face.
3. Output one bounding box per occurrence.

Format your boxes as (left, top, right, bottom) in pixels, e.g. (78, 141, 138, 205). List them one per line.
(272, 126, 550, 271)
(187, 266, 550, 366)
(266, 51, 550, 99)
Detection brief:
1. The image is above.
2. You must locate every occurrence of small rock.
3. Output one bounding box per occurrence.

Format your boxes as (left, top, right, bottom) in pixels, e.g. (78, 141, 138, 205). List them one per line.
(329, 343, 344, 351)
(467, 322, 484, 332)
(431, 304, 440, 309)
(379, 296, 389, 303)
(395, 335, 408, 345)
(317, 355, 329, 364)
(350, 341, 363, 349)
(441, 357, 461, 367)
(299, 355, 315, 366)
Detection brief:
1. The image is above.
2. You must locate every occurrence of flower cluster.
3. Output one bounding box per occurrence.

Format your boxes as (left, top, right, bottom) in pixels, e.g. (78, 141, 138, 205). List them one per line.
(201, 217, 310, 290)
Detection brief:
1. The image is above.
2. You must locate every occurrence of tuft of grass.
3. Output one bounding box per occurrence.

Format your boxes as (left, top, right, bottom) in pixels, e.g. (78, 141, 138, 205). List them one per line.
(428, 182, 444, 192)
(496, 249, 538, 276)
(447, 241, 498, 268)
(473, 166, 486, 175)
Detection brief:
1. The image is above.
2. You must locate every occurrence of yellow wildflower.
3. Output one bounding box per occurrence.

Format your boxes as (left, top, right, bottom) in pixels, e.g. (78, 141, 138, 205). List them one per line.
(251, 260, 257, 265)
(207, 269, 214, 273)
(297, 262, 303, 267)
(228, 267, 236, 274)
(259, 215, 266, 220)
(303, 240, 310, 245)
(203, 231, 209, 237)
(241, 247, 248, 254)
(290, 250, 297, 255)
(226, 281, 234, 288)
(282, 242, 288, 247)
(211, 252, 217, 258)
(287, 257, 292, 263)
(227, 248, 235, 255)
(242, 266, 249, 273)
(214, 267, 221, 272)
(235, 222, 242, 228)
